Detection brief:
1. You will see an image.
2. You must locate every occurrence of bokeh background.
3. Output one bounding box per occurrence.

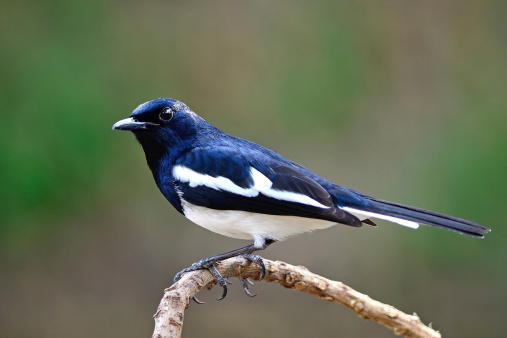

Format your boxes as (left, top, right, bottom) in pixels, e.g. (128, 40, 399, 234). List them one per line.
(1, 1, 506, 337)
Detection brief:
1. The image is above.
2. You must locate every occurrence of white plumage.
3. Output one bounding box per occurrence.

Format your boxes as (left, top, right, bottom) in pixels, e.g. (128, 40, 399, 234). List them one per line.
(181, 201, 336, 248)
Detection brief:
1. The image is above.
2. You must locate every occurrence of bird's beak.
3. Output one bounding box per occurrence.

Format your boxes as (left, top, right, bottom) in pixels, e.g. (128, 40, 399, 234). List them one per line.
(112, 117, 159, 131)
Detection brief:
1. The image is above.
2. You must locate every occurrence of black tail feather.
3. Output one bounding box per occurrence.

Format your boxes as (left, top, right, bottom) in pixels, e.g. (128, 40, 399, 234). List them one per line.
(359, 195, 490, 238)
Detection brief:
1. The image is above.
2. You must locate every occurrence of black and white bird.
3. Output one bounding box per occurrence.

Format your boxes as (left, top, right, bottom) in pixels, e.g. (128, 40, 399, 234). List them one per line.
(113, 98, 490, 300)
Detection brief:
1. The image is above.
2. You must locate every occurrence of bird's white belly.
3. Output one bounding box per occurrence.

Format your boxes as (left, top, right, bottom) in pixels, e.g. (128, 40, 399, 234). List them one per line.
(181, 201, 336, 247)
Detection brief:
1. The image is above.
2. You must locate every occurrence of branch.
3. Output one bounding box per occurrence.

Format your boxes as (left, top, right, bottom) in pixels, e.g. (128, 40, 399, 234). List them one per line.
(152, 257, 441, 338)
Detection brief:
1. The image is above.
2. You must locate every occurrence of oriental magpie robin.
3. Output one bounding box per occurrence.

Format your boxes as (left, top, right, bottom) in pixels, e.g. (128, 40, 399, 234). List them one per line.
(113, 98, 490, 301)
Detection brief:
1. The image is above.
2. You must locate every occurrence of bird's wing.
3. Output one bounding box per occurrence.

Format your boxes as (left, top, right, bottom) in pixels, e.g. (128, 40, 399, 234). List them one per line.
(172, 147, 362, 226)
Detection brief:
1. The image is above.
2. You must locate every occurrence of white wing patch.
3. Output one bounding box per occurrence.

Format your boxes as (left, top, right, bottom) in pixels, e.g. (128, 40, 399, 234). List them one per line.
(341, 207, 420, 229)
(172, 165, 330, 209)
(260, 185, 329, 208)
(173, 165, 259, 197)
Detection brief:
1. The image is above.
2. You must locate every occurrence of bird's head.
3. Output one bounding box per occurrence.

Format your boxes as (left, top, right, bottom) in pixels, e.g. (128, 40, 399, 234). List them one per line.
(113, 98, 202, 164)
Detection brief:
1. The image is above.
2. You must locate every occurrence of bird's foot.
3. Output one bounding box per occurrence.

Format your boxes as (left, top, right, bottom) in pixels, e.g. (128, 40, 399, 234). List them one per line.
(173, 253, 267, 303)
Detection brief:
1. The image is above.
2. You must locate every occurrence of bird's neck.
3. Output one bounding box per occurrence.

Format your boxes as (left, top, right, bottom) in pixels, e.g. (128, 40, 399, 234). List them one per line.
(137, 139, 188, 215)
(150, 152, 185, 214)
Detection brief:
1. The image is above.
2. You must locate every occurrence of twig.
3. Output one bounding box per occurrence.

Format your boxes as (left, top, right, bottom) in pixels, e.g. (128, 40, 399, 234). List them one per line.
(152, 257, 441, 338)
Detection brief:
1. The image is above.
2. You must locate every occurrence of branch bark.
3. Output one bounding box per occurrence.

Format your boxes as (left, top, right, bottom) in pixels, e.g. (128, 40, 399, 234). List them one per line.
(152, 257, 441, 338)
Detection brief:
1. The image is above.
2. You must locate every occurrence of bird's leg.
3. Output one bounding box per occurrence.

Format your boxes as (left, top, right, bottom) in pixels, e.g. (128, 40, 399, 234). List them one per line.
(173, 239, 275, 303)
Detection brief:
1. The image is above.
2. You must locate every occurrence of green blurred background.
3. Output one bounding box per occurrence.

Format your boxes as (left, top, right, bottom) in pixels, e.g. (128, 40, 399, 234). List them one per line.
(1, 1, 506, 337)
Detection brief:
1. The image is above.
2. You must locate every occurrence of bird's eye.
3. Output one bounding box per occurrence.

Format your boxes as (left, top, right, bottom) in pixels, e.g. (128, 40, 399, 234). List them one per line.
(159, 108, 174, 121)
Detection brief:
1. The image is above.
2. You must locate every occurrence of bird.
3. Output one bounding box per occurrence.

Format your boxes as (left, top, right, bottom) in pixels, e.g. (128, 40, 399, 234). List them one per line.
(113, 97, 490, 301)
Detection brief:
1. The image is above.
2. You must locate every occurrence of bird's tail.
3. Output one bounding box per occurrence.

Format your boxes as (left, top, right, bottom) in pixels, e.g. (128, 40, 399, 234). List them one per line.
(342, 195, 490, 238)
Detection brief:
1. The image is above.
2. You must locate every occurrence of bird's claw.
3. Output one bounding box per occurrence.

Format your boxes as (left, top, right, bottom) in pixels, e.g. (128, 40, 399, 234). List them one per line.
(208, 265, 229, 301)
(238, 277, 257, 297)
(239, 253, 266, 280)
